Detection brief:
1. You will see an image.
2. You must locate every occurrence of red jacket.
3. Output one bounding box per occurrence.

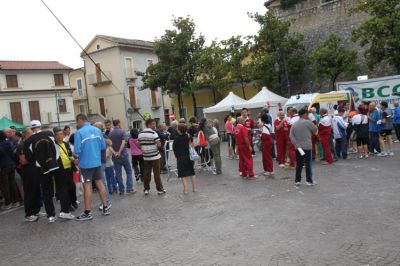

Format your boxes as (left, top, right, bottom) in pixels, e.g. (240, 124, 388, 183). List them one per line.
(234, 124, 250, 146)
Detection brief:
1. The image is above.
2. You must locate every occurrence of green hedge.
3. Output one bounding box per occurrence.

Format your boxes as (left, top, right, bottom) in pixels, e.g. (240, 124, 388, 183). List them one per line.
(281, 0, 306, 9)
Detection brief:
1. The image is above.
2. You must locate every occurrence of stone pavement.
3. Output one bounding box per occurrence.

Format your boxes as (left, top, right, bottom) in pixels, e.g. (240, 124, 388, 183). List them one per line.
(1, 143, 400, 266)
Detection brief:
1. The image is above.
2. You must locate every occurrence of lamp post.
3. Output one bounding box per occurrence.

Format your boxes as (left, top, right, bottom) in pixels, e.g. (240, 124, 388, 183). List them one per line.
(54, 89, 61, 127)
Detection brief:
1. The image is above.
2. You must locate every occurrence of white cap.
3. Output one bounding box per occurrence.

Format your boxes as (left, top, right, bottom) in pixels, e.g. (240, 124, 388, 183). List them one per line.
(30, 120, 42, 128)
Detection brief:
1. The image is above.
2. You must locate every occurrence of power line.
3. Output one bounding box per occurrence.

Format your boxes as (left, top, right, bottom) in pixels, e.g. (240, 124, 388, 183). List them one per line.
(39, 0, 145, 122)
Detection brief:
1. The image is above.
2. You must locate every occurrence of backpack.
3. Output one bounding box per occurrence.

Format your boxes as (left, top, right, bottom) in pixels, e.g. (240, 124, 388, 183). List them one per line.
(198, 130, 207, 147)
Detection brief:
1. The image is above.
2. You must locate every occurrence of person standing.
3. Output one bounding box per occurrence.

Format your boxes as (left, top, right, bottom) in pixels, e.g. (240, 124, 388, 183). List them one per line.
(129, 129, 144, 182)
(201, 118, 222, 175)
(260, 114, 274, 176)
(225, 114, 236, 159)
(138, 119, 166, 195)
(109, 119, 135, 195)
(393, 102, 400, 142)
(352, 106, 369, 159)
(318, 108, 334, 164)
(23, 120, 59, 223)
(287, 108, 300, 169)
(104, 139, 117, 193)
(242, 108, 255, 156)
(378, 101, 394, 156)
(274, 111, 290, 167)
(74, 114, 110, 221)
(234, 116, 255, 179)
(63, 125, 71, 143)
(173, 124, 196, 194)
(367, 102, 382, 154)
(53, 127, 75, 220)
(156, 123, 169, 173)
(332, 108, 348, 159)
(104, 119, 113, 136)
(289, 109, 318, 187)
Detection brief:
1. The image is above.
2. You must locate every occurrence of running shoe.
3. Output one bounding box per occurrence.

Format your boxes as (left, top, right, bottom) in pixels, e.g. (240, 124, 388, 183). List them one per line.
(59, 212, 75, 220)
(25, 215, 39, 222)
(75, 212, 93, 221)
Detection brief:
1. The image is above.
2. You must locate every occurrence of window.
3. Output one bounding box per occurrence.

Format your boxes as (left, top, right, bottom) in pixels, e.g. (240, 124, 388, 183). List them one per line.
(132, 120, 142, 130)
(10, 102, 23, 123)
(6, 75, 18, 88)
(147, 59, 153, 67)
(29, 101, 41, 121)
(77, 79, 83, 96)
(79, 104, 86, 114)
(125, 58, 134, 79)
(151, 88, 159, 107)
(58, 99, 67, 113)
(54, 74, 64, 86)
(96, 44, 100, 50)
(129, 86, 137, 107)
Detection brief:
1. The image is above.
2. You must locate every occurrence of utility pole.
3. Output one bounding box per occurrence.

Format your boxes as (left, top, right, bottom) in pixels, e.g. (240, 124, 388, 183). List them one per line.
(54, 89, 61, 127)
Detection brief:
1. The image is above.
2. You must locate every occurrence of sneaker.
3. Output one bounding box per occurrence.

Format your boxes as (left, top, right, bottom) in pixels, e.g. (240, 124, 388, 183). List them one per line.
(1, 204, 12, 210)
(295, 182, 301, 187)
(25, 215, 39, 222)
(11, 202, 21, 208)
(98, 203, 112, 211)
(119, 191, 124, 196)
(144, 190, 150, 195)
(306, 181, 316, 186)
(36, 211, 47, 217)
(102, 206, 111, 216)
(377, 152, 387, 157)
(394, 140, 399, 143)
(388, 151, 394, 156)
(71, 201, 79, 210)
(59, 212, 75, 220)
(48, 216, 57, 223)
(263, 172, 274, 176)
(279, 164, 285, 168)
(127, 189, 137, 194)
(359, 155, 364, 159)
(157, 189, 167, 195)
(75, 212, 93, 221)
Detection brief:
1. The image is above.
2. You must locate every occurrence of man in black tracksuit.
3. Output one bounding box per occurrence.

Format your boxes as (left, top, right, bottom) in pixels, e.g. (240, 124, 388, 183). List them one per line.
(24, 120, 59, 223)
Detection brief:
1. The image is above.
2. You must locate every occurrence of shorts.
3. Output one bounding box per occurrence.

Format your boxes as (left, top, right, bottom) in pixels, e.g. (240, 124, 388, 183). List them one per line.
(380, 129, 392, 137)
(227, 133, 236, 149)
(80, 166, 103, 183)
(356, 136, 368, 146)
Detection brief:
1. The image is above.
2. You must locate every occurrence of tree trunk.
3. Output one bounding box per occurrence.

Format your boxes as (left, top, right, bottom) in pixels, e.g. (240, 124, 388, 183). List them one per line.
(212, 87, 217, 104)
(177, 92, 183, 119)
(241, 83, 247, 100)
(191, 92, 198, 118)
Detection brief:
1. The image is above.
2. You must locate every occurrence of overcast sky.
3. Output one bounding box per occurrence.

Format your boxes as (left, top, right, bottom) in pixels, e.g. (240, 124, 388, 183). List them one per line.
(1, 0, 266, 69)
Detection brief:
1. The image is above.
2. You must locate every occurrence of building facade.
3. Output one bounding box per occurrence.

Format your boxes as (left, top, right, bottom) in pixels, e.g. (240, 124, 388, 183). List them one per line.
(0, 61, 75, 128)
(69, 67, 89, 116)
(82, 35, 165, 130)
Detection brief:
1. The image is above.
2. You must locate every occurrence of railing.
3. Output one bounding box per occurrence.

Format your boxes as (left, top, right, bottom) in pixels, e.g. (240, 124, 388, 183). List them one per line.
(87, 71, 112, 86)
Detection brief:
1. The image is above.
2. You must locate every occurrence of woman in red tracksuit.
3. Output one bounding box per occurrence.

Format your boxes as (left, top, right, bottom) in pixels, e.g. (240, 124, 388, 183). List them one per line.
(274, 111, 290, 167)
(318, 108, 334, 164)
(261, 114, 274, 176)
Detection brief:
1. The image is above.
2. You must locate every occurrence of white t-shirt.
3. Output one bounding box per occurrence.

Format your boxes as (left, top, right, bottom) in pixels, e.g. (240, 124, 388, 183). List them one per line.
(289, 115, 300, 125)
(262, 124, 272, 135)
(308, 113, 316, 122)
(352, 114, 368, 125)
(319, 115, 332, 127)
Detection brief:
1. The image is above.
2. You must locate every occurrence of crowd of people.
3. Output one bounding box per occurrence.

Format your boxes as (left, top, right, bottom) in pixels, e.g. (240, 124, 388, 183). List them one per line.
(0, 100, 399, 223)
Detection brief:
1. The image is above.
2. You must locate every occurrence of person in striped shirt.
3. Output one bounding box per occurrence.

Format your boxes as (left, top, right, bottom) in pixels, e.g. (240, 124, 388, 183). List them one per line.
(138, 119, 166, 195)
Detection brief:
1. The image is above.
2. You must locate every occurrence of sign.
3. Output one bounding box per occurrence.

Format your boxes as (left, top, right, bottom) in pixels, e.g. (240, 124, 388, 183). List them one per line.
(169, 113, 175, 120)
(336, 75, 400, 108)
(357, 75, 368, 81)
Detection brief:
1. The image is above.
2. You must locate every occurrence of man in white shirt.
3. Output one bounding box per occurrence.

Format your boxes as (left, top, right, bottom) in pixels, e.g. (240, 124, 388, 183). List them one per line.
(332, 108, 348, 159)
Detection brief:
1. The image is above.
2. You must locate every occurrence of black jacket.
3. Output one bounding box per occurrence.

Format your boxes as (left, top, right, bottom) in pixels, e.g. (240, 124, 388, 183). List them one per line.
(24, 131, 59, 174)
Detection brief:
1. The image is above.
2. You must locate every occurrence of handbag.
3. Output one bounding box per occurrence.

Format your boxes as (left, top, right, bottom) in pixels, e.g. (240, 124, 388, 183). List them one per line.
(189, 146, 199, 161)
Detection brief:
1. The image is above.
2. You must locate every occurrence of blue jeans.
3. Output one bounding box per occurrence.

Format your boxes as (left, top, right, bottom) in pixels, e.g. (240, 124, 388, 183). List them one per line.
(105, 166, 118, 192)
(335, 138, 348, 159)
(113, 154, 133, 193)
(369, 131, 381, 153)
(295, 149, 313, 183)
(101, 164, 111, 206)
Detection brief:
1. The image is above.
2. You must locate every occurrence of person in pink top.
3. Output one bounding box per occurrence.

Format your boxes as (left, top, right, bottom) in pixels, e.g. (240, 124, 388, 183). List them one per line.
(225, 114, 237, 159)
(129, 129, 144, 182)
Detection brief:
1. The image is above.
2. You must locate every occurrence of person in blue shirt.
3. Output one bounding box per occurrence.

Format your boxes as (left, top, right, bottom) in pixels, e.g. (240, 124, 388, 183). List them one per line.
(367, 102, 381, 154)
(74, 114, 110, 221)
(393, 102, 400, 142)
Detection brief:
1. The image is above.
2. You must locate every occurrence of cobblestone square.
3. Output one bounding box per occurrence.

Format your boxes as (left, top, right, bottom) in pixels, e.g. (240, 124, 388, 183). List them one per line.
(1, 143, 400, 266)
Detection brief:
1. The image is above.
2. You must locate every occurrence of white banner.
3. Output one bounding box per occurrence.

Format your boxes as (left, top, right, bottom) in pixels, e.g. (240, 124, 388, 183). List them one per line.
(336, 75, 400, 108)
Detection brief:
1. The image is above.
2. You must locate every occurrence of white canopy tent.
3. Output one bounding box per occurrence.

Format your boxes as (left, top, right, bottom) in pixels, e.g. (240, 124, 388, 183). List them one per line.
(236, 87, 288, 119)
(203, 91, 246, 114)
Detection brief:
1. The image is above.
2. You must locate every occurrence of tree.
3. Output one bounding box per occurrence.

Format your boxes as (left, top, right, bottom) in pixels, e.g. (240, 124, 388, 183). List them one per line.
(250, 12, 306, 97)
(196, 41, 231, 104)
(351, 0, 400, 73)
(221, 36, 254, 99)
(140, 17, 204, 117)
(310, 34, 358, 90)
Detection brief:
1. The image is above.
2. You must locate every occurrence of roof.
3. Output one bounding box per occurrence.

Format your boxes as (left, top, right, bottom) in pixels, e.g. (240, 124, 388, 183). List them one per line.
(264, 0, 276, 8)
(0, 61, 72, 71)
(203, 92, 246, 113)
(236, 87, 288, 109)
(0, 116, 27, 131)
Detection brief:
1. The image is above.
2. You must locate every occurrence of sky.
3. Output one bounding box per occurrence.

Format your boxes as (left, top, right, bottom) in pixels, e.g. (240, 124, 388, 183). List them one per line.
(0, 0, 266, 69)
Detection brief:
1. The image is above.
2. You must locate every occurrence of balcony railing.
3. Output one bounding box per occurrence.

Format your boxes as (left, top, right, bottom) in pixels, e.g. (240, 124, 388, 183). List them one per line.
(87, 71, 112, 86)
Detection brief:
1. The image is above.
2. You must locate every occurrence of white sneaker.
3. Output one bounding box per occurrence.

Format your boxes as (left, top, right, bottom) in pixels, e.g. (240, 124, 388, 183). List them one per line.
(36, 211, 47, 217)
(359, 155, 364, 159)
(306, 181, 316, 186)
(59, 212, 75, 220)
(388, 151, 394, 156)
(25, 215, 39, 222)
(364, 154, 369, 158)
(279, 164, 285, 168)
(377, 152, 387, 157)
(295, 182, 301, 187)
(48, 216, 57, 223)
(263, 172, 274, 176)
(144, 190, 149, 195)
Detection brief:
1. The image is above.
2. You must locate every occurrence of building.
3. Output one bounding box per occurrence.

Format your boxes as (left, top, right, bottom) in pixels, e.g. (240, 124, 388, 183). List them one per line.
(0, 60, 75, 128)
(81, 35, 165, 130)
(69, 67, 89, 116)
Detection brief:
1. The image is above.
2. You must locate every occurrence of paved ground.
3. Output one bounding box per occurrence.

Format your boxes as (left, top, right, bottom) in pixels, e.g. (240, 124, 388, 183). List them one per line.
(1, 142, 400, 266)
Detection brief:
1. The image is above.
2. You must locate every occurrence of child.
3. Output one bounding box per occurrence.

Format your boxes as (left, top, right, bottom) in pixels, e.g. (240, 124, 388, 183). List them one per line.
(105, 139, 117, 193)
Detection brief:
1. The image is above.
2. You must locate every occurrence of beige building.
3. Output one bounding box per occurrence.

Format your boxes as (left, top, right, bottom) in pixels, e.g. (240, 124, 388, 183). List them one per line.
(0, 60, 75, 128)
(69, 67, 89, 116)
(81, 35, 166, 129)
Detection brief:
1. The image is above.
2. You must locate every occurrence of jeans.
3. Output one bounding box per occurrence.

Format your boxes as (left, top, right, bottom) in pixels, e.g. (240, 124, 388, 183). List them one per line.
(101, 164, 111, 205)
(369, 131, 381, 153)
(335, 138, 348, 159)
(394, 124, 400, 141)
(105, 166, 118, 192)
(295, 149, 313, 183)
(113, 154, 134, 193)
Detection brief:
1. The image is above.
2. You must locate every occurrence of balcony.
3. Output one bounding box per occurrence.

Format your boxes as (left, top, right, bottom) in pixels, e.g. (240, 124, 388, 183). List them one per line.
(87, 71, 112, 86)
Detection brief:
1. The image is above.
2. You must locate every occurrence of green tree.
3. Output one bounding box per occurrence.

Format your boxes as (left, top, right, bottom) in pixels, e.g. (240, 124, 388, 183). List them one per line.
(351, 0, 400, 72)
(310, 34, 358, 90)
(196, 40, 231, 104)
(140, 16, 204, 117)
(250, 12, 306, 97)
(221, 36, 254, 99)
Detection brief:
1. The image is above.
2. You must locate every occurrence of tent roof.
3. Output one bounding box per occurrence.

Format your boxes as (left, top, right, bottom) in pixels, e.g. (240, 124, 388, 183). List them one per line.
(0, 117, 27, 131)
(236, 87, 288, 109)
(204, 92, 246, 113)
